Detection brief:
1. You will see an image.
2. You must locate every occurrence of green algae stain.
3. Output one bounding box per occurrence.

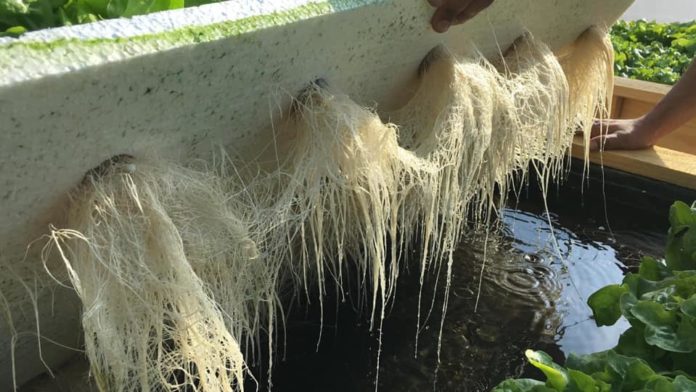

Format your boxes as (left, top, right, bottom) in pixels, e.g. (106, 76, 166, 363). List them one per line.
(1, 0, 382, 54)
(3, 3, 328, 50)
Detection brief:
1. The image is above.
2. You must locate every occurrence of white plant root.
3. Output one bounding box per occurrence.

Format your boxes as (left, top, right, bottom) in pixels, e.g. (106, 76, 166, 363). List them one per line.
(4, 27, 614, 392)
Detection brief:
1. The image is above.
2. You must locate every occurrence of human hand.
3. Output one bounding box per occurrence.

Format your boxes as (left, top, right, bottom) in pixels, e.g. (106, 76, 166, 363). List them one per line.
(428, 0, 494, 33)
(589, 117, 658, 151)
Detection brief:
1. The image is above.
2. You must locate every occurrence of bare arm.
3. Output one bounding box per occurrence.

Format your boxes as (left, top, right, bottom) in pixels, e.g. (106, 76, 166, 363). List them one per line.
(428, 0, 494, 33)
(641, 59, 696, 141)
(591, 58, 696, 151)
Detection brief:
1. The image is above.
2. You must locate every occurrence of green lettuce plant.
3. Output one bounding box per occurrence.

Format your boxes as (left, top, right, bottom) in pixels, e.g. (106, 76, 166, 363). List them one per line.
(1, 0, 189, 36)
(494, 350, 696, 392)
(494, 202, 696, 392)
(611, 20, 696, 85)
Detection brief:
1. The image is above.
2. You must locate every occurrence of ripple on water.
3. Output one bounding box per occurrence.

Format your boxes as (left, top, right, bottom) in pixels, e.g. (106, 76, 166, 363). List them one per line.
(486, 261, 562, 308)
(374, 208, 665, 391)
(269, 206, 666, 392)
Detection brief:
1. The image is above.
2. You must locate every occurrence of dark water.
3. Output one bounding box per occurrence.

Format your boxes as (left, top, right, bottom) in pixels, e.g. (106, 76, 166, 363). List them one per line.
(270, 206, 664, 392)
(270, 165, 687, 392)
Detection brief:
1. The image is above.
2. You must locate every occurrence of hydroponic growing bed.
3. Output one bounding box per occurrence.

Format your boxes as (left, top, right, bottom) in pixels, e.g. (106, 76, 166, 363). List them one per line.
(0, 1, 658, 391)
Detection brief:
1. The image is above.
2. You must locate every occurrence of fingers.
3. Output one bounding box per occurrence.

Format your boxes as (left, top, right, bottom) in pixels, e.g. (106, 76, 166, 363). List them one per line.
(575, 120, 603, 137)
(454, 0, 494, 24)
(586, 118, 653, 151)
(589, 134, 622, 152)
(589, 136, 603, 152)
(589, 121, 627, 151)
(431, 1, 470, 32)
(590, 119, 605, 138)
(589, 132, 653, 152)
(590, 118, 624, 138)
(430, 0, 494, 32)
(430, 0, 473, 32)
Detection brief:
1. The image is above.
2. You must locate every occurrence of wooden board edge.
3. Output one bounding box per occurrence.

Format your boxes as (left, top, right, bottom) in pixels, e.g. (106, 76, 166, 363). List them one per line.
(571, 137, 696, 190)
(613, 76, 671, 104)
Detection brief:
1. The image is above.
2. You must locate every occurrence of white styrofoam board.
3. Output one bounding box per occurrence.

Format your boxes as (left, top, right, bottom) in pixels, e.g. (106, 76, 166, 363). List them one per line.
(0, 0, 634, 387)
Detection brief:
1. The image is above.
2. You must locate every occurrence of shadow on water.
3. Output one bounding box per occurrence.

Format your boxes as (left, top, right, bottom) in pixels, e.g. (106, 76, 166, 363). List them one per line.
(269, 163, 691, 392)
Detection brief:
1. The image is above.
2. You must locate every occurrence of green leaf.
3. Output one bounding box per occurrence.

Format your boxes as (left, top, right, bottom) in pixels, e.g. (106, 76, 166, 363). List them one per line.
(525, 350, 569, 390)
(631, 301, 696, 353)
(620, 289, 639, 323)
(639, 256, 670, 281)
(588, 284, 628, 326)
(673, 375, 696, 391)
(666, 202, 696, 271)
(567, 350, 673, 390)
(670, 202, 696, 227)
(566, 369, 611, 392)
(645, 377, 680, 392)
(0, 0, 29, 14)
(672, 272, 696, 299)
(491, 379, 555, 392)
(672, 350, 696, 374)
(681, 296, 696, 318)
(615, 327, 662, 367)
(673, 37, 696, 50)
(2, 24, 25, 36)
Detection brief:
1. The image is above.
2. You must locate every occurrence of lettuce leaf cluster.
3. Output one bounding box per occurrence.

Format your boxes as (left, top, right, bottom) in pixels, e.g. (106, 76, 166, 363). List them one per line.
(494, 350, 696, 392)
(611, 20, 696, 85)
(0, 0, 210, 36)
(494, 202, 696, 392)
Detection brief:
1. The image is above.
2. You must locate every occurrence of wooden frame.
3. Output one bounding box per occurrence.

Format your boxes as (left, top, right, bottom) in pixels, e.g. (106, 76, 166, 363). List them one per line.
(572, 77, 696, 190)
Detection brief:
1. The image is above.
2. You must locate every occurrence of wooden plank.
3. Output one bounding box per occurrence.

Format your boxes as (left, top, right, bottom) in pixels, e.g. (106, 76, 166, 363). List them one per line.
(658, 124, 696, 155)
(619, 98, 654, 119)
(611, 95, 625, 118)
(613, 76, 672, 104)
(606, 78, 696, 155)
(571, 137, 696, 190)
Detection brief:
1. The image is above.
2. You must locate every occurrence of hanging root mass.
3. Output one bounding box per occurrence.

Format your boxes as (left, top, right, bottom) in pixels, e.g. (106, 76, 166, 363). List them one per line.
(31, 28, 614, 391)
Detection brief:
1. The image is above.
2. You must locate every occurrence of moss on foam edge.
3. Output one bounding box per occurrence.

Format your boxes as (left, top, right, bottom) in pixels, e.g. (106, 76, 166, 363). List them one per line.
(0, 0, 380, 75)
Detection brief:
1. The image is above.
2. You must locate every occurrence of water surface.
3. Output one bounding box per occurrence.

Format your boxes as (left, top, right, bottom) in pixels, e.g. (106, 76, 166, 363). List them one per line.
(271, 196, 666, 391)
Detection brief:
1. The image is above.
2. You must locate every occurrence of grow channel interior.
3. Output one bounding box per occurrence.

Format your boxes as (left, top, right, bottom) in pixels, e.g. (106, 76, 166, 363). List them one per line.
(21, 161, 696, 391)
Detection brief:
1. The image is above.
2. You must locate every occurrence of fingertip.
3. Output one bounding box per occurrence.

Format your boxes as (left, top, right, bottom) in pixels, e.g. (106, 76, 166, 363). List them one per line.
(590, 120, 605, 137)
(434, 19, 451, 32)
(431, 5, 459, 33)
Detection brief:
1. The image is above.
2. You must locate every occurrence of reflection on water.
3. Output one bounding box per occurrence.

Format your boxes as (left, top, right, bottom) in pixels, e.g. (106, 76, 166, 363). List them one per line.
(271, 204, 666, 392)
(503, 209, 628, 356)
(374, 208, 663, 391)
